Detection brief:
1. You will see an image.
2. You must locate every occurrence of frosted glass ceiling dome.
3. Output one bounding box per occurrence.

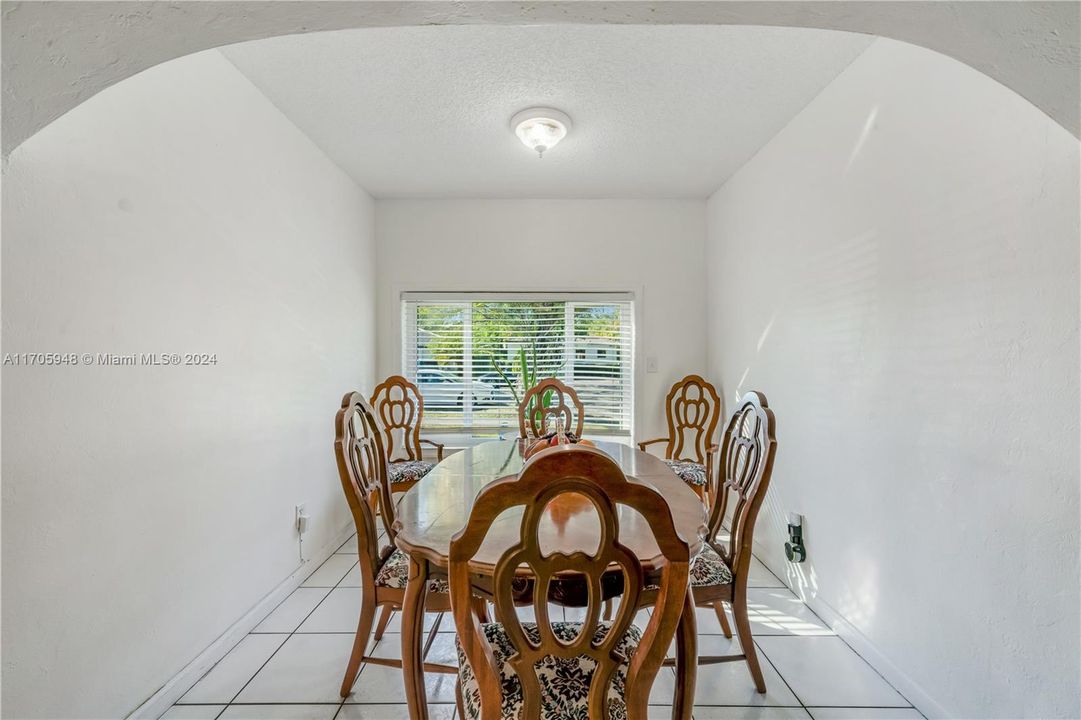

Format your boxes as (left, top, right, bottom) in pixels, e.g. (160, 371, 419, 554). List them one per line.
(511, 107, 572, 158)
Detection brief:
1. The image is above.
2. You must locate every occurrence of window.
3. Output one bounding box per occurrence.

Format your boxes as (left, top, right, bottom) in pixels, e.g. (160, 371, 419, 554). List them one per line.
(402, 292, 634, 435)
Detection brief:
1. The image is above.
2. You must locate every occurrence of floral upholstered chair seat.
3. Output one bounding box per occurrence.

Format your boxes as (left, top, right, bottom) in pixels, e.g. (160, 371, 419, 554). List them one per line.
(662, 459, 708, 487)
(689, 542, 733, 587)
(388, 459, 436, 485)
(375, 548, 449, 593)
(456, 621, 642, 720)
(646, 542, 732, 592)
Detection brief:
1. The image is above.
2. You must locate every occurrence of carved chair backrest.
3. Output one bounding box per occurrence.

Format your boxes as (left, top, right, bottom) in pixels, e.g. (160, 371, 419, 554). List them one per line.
(450, 445, 690, 720)
(517, 377, 585, 439)
(370, 375, 425, 463)
(706, 391, 777, 582)
(334, 392, 397, 581)
(663, 374, 723, 464)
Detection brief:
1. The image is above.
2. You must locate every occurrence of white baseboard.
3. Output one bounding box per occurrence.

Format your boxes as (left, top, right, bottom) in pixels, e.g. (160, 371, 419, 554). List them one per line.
(126, 521, 356, 720)
(753, 546, 948, 720)
(799, 593, 949, 719)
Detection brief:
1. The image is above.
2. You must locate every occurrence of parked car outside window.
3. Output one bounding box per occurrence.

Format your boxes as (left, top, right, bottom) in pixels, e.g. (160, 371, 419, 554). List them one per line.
(416, 369, 496, 408)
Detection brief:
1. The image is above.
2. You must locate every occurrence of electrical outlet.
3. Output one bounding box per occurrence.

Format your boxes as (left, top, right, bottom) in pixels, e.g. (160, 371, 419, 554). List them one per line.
(785, 512, 806, 563)
(294, 503, 312, 562)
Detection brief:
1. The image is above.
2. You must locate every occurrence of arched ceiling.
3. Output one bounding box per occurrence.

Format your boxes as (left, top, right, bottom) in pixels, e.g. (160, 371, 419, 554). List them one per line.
(2, 1, 1078, 157)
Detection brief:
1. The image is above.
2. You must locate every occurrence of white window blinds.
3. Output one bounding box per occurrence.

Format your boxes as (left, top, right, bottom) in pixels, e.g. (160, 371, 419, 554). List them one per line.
(401, 292, 635, 435)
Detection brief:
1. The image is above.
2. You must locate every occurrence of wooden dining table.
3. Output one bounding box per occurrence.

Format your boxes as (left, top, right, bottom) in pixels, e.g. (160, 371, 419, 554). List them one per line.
(391, 438, 709, 720)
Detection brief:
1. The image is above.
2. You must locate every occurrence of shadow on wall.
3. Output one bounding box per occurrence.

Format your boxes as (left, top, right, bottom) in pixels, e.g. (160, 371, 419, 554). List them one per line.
(732, 178, 888, 623)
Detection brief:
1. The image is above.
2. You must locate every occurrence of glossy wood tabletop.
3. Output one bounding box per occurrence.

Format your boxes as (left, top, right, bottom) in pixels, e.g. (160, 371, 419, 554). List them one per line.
(392, 439, 708, 571)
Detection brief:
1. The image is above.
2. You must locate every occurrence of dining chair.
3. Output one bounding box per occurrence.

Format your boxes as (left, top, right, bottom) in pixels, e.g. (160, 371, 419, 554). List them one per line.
(517, 377, 585, 440)
(370, 375, 445, 493)
(658, 391, 777, 693)
(638, 374, 723, 500)
(334, 391, 458, 698)
(449, 444, 693, 720)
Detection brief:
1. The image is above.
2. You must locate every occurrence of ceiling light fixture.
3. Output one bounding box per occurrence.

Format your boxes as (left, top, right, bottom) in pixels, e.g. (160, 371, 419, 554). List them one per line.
(511, 107, 572, 158)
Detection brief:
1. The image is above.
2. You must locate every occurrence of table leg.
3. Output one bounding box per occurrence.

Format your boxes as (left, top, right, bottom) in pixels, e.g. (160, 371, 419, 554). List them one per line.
(402, 555, 430, 720)
(672, 588, 697, 720)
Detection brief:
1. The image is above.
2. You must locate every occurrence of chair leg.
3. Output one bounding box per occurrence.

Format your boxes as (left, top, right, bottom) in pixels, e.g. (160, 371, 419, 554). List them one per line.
(340, 596, 377, 697)
(374, 604, 393, 641)
(732, 594, 766, 693)
(672, 589, 698, 720)
(401, 556, 431, 720)
(603, 597, 614, 621)
(714, 600, 733, 638)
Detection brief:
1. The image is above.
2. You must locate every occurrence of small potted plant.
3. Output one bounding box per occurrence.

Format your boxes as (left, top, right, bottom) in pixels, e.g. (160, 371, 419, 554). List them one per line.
(488, 341, 553, 437)
(491, 342, 576, 436)
(489, 343, 593, 457)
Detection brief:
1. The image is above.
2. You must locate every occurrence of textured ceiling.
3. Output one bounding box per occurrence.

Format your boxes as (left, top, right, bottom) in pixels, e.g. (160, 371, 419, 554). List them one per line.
(221, 25, 874, 198)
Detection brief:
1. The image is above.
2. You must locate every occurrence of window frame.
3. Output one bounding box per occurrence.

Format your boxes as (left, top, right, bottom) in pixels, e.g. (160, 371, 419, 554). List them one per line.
(398, 290, 638, 439)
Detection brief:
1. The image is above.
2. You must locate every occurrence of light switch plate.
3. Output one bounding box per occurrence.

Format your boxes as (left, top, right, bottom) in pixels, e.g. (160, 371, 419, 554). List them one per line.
(646, 356, 658, 373)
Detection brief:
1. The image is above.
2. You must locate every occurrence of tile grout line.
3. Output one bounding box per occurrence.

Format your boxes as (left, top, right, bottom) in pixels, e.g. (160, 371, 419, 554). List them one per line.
(752, 630, 918, 716)
(752, 635, 811, 717)
(810, 630, 923, 715)
(203, 554, 361, 720)
(747, 548, 922, 717)
(248, 587, 334, 634)
(748, 603, 922, 713)
(168, 554, 343, 717)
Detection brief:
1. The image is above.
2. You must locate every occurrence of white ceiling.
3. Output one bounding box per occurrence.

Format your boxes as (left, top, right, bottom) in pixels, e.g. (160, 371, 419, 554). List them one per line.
(222, 25, 874, 198)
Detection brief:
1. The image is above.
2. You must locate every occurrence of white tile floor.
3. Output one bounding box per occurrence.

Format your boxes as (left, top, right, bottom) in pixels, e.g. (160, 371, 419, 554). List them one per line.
(164, 534, 924, 720)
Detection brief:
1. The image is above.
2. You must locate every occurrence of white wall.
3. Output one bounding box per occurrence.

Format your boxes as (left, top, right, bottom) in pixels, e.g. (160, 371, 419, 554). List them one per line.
(1, 50, 376, 719)
(375, 199, 707, 441)
(706, 39, 1079, 719)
